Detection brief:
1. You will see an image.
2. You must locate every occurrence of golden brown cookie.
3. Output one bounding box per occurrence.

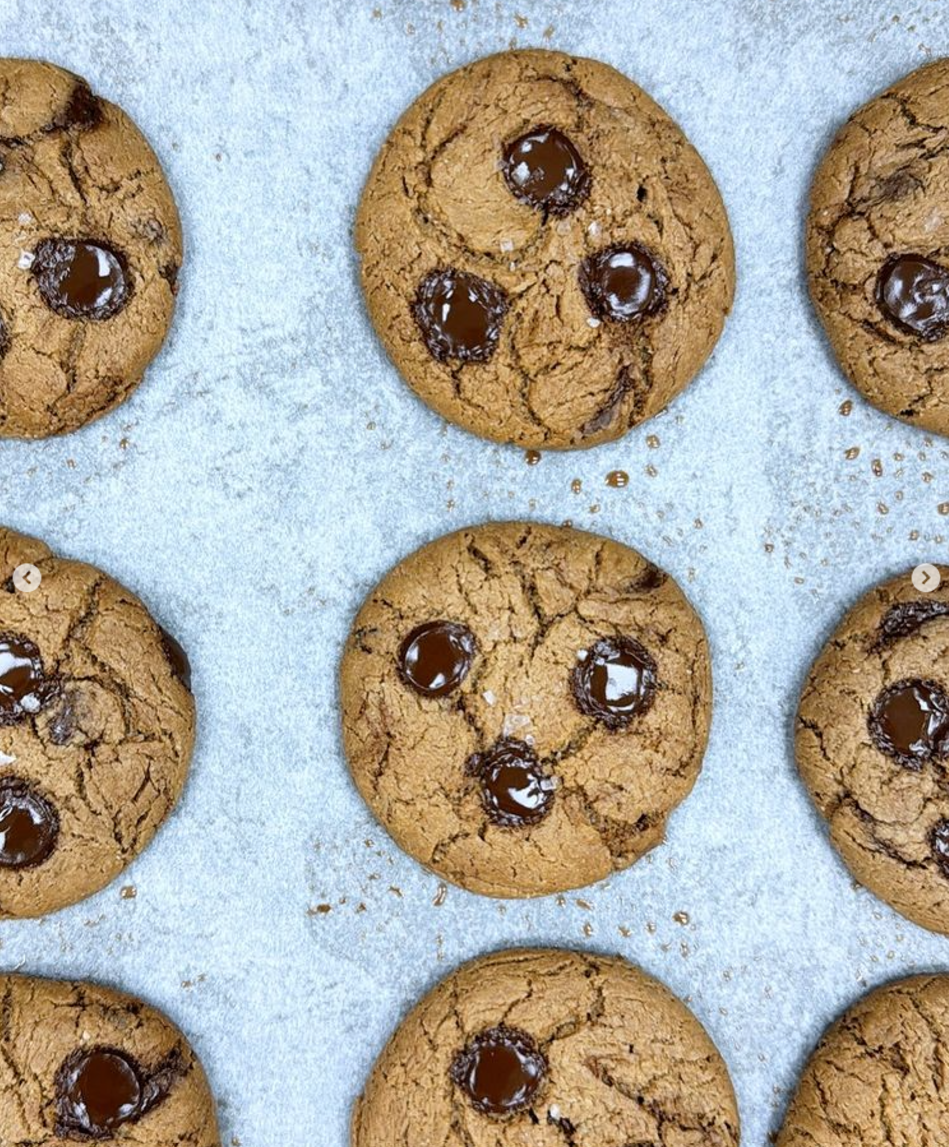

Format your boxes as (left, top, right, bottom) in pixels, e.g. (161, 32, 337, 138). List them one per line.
(0, 974, 219, 1145)
(0, 525, 195, 917)
(340, 522, 712, 898)
(356, 49, 734, 450)
(0, 59, 182, 439)
(352, 948, 740, 1147)
(808, 60, 949, 436)
(796, 565, 949, 933)
(777, 974, 949, 1146)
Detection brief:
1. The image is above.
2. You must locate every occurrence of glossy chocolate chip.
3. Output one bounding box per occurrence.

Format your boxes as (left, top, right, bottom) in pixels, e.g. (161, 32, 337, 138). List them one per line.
(413, 269, 508, 363)
(0, 635, 51, 725)
(0, 778, 58, 868)
(877, 599, 949, 646)
(450, 1025, 547, 1115)
(869, 679, 949, 767)
(573, 636, 658, 729)
(579, 244, 668, 322)
(466, 739, 555, 827)
(32, 238, 130, 320)
(501, 126, 590, 216)
(932, 819, 949, 879)
(159, 626, 192, 692)
(56, 1048, 144, 1137)
(58, 82, 102, 131)
(877, 254, 949, 340)
(397, 621, 476, 697)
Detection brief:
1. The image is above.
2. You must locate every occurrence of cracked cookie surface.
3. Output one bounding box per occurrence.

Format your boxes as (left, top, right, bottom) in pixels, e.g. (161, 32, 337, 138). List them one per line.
(0, 59, 182, 439)
(352, 947, 739, 1147)
(807, 60, 949, 436)
(0, 526, 195, 917)
(796, 565, 949, 933)
(355, 49, 734, 450)
(340, 522, 712, 898)
(0, 974, 219, 1145)
(777, 974, 949, 1146)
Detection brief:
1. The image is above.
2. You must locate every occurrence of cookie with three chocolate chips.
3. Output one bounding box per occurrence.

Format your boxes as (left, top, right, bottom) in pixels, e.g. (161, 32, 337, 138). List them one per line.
(777, 974, 949, 1147)
(0, 58, 182, 438)
(796, 565, 949, 933)
(340, 522, 712, 898)
(355, 49, 735, 449)
(0, 974, 219, 1145)
(0, 525, 194, 917)
(352, 948, 739, 1147)
(808, 60, 949, 435)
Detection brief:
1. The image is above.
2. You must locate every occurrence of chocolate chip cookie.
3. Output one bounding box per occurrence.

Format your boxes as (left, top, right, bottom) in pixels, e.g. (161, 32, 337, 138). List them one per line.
(777, 974, 949, 1146)
(0, 974, 219, 1145)
(340, 522, 712, 898)
(356, 49, 734, 449)
(0, 525, 195, 917)
(352, 948, 740, 1147)
(0, 59, 182, 439)
(808, 60, 949, 435)
(796, 565, 949, 933)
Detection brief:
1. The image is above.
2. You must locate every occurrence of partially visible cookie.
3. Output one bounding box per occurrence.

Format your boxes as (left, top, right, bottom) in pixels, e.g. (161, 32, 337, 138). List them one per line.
(340, 522, 712, 898)
(796, 565, 949, 933)
(808, 60, 949, 435)
(356, 49, 734, 449)
(0, 526, 195, 917)
(0, 974, 219, 1145)
(353, 948, 740, 1147)
(777, 975, 949, 1146)
(0, 59, 182, 438)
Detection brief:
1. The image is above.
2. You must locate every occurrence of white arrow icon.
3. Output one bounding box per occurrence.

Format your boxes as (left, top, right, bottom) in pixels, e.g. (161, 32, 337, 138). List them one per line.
(12, 563, 41, 593)
(912, 563, 941, 593)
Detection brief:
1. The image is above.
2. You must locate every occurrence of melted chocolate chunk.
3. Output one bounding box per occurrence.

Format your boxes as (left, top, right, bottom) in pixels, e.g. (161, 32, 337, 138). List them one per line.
(0, 778, 58, 868)
(877, 254, 949, 340)
(573, 636, 657, 729)
(450, 1025, 547, 1115)
(501, 126, 590, 216)
(32, 238, 130, 321)
(397, 621, 476, 698)
(877, 599, 949, 646)
(57, 82, 102, 131)
(413, 269, 507, 363)
(56, 1048, 144, 1137)
(159, 626, 192, 691)
(932, 819, 949, 879)
(466, 739, 554, 827)
(869, 679, 949, 767)
(0, 634, 52, 725)
(579, 244, 668, 323)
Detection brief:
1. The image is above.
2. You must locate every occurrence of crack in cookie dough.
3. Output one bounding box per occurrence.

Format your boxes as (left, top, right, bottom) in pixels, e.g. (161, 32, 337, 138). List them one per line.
(777, 975, 949, 1147)
(340, 522, 712, 898)
(0, 974, 219, 1146)
(352, 948, 739, 1147)
(356, 50, 734, 449)
(0, 526, 194, 917)
(796, 565, 949, 933)
(807, 60, 949, 435)
(0, 59, 182, 439)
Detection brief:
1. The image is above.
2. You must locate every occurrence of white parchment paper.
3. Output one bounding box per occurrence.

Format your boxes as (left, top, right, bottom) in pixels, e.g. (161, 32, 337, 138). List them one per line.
(1, 0, 948, 1142)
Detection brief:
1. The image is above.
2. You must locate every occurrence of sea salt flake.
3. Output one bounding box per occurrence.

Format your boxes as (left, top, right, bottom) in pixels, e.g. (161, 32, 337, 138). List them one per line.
(18, 250, 34, 269)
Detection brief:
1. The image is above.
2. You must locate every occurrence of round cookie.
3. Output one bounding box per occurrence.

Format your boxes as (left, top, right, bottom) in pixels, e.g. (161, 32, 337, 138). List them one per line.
(355, 49, 734, 450)
(0, 59, 182, 439)
(353, 948, 740, 1147)
(0, 525, 195, 917)
(777, 975, 949, 1146)
(808, 60, 949, 436)
(0, 974, 219, 1144)
(796, 565, 949, 933)
(340, 522, 712, 898)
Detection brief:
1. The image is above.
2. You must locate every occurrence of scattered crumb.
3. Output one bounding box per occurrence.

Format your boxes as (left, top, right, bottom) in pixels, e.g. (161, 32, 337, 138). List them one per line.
(570, 478, 582, 494)
(844, 446, 860, 460)
(646, 434, 660, 449)
(308, 903, 332, 916)
(119, 885, 136, 900)
(605, 469, 628, 488)
(839, 399, 853, 416)
(433, 883, 447, 906)
(525, 449, 541, 466)
(673, 911, 690, 925)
